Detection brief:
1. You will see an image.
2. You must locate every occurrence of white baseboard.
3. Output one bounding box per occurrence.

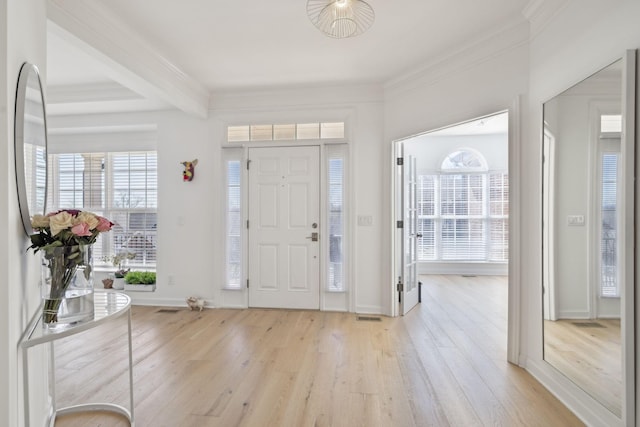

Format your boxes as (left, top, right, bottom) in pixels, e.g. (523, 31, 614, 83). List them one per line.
(418, 262, 508, 276)
(526, 358, 622, 427)
(355, 305, 383, 315)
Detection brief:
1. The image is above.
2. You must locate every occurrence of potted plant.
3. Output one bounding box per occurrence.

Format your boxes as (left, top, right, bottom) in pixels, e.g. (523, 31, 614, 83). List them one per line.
(124, 271, 156, 292)
(102, 252, 136, 290)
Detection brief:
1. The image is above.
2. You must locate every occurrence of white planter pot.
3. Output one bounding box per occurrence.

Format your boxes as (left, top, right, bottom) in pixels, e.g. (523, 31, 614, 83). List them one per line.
(124, 284, 156, 292)
(112, 278, 125, 290)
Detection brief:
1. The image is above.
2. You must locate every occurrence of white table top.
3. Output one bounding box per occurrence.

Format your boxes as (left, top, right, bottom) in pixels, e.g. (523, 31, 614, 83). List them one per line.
(21, 291, 131, 348)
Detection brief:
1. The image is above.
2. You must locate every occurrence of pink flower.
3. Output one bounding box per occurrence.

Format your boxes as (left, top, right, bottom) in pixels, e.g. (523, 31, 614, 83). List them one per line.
(96, 216, 114, 232)
(71, 222, 92, 237)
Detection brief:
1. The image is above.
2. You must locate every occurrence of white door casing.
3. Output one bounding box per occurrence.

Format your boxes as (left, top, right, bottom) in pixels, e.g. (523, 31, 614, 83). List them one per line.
(248, 146, 320, 309)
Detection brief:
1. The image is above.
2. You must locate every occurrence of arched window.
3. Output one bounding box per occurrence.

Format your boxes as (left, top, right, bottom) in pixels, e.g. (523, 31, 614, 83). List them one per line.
(440, 149, 487, 171)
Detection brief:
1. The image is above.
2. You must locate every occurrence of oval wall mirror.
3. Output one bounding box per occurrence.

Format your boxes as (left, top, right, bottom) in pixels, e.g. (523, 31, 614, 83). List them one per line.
(14, 62, 48, 235)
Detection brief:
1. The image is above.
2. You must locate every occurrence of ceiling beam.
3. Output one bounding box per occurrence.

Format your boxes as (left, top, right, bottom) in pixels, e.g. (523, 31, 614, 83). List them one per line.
(47, 0, 209, 118)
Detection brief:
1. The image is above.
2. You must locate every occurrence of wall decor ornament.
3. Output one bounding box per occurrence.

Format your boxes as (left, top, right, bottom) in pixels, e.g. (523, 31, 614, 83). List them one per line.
(181, 159, 198, 181)
(29, 209, 114, 328)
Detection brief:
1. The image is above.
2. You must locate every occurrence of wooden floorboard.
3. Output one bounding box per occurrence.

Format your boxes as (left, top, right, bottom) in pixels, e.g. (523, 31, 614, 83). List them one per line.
(544, 318, 621, 416)
(52, 275, 583, 427)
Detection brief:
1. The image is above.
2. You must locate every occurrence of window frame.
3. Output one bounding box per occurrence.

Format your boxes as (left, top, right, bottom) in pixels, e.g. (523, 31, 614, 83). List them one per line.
(416, 149, 509, 263)
(48, 150, 158, 270)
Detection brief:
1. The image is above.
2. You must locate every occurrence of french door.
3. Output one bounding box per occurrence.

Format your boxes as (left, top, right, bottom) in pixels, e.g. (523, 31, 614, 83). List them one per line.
(396, 142, 420, 315)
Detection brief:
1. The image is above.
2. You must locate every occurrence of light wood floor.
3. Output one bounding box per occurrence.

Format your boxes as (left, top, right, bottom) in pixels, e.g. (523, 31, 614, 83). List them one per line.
(544, 318, 621, 416)
(53, 275, 583, 426)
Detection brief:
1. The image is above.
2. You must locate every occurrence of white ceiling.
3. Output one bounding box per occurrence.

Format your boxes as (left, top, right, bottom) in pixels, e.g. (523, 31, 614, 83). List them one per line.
(47, 0, 531, 99)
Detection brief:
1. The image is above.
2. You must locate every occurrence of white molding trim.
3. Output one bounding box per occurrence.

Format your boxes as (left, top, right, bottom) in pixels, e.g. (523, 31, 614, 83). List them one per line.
(383, 21, 529, 100)
(47, 1, 209, 118)
(522, 0, 570, 40)
(526, 358, 623, 427)
(48, 81, 142, 103)
(418, 263, 508, 276)
(355, 305, 384, 315)
(508, 96, 523, 365)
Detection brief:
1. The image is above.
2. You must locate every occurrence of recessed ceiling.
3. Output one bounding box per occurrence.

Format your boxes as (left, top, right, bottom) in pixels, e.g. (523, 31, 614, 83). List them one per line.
(47, 0, 530, 95)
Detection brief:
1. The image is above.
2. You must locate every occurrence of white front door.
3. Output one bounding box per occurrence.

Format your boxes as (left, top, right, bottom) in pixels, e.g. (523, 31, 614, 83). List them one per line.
(248, 146, 320, 309)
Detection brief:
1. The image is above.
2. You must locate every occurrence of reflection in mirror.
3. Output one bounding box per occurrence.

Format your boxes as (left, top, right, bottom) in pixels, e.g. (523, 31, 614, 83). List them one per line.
(14, 63, 47, 235)
(542, 59, 624, 417)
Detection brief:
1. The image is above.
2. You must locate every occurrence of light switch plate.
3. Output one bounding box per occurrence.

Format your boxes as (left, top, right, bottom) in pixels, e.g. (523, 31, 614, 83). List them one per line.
(567, 215, 585, 226)
(358, 215, 373, 226)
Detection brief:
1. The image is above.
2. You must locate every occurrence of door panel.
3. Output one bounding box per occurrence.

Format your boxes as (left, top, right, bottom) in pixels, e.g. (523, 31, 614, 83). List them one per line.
(402, 153, 420, 314)
(249, 146, 320, 309)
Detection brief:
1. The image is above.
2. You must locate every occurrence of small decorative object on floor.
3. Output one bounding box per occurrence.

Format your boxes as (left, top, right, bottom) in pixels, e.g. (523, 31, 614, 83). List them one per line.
(186, 296, 205, 311)
(29, 210, 113, 328)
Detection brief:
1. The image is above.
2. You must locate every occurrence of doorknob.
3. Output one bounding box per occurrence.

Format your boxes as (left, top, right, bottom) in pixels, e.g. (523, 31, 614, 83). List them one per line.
(306, 232, 319, 242)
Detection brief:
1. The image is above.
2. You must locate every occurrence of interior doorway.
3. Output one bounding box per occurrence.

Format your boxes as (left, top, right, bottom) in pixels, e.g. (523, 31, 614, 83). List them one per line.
(393, 111, 509, 320)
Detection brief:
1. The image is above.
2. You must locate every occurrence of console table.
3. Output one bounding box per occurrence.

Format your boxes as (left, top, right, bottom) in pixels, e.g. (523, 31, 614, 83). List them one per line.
(20, 291, 134, 426)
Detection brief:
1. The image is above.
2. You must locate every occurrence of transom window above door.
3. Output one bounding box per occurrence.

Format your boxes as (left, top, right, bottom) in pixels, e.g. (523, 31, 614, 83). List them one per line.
(227, 122, 345, 142)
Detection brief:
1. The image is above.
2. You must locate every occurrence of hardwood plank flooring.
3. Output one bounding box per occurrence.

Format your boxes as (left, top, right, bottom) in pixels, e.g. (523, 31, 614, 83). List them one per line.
(544, 318, 621, 416)
(52, 275, 583, 426)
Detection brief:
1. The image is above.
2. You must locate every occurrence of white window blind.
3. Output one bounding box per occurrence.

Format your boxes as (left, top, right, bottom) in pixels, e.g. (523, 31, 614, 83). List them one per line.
(50, 151, 157, 268)
(489, 173, 509, 261)
(440, 174, 485, 260)
(24, 144, 47, 213)
(227, 122, 345, 142)
(225, 159, 242, 289)
(600, 153, 618, 297)
(416, 150, 508, 263)
(328, 155, 345, 291)
(417, 175, 436, 260)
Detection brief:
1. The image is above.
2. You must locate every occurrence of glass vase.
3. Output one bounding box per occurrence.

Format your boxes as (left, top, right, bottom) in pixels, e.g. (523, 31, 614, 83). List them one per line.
(41, 244, 94, 329)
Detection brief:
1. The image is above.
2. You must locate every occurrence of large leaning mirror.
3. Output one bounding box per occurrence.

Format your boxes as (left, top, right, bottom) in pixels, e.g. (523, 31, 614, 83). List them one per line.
(14, 62, 47, 235)
(542, 52, 635, 422)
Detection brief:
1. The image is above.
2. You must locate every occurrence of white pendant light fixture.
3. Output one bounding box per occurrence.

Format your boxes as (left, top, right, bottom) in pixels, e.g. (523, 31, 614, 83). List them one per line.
(307, 0, 375, 39)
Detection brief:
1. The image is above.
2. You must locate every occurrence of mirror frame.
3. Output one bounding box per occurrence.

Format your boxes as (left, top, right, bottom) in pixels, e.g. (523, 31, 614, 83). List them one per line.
(14, 62, 48, 235)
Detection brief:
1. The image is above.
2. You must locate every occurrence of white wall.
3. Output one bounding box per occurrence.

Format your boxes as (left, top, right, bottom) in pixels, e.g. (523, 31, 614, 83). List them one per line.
(526, 1, 640, 425)
(383, 23, 528, 316)
(2, 0, 49, 426)
(51, 85, 388, 315)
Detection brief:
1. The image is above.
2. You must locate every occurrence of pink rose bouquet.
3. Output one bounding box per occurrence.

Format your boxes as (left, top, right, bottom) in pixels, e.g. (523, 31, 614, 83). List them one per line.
(28, 209, 113, 253)
(28, 210, 114, 324)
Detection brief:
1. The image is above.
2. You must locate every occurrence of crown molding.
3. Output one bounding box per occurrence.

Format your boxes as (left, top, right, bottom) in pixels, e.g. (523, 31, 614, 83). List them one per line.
(46, 81, 172, 115)
(47, 0, 209, 118)
(522, 0, 570, 40)
(47, 81, 142, 103)
(383, 21, 529, 101)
